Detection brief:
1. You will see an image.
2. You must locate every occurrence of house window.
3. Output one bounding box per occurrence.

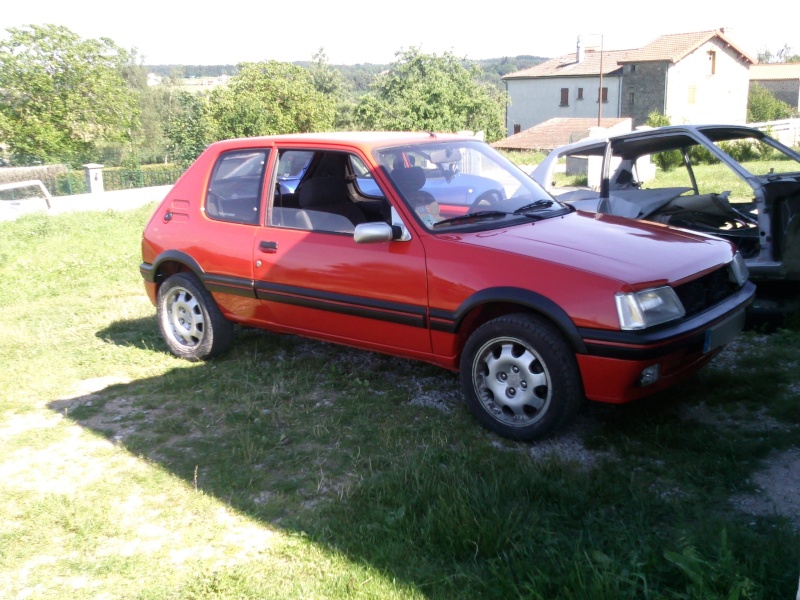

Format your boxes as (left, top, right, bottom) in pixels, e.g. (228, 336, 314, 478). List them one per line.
(513, 124, 521, 134)
(630, 64, 636, 73)
(577, 88, 584, 100)
(560, 88, 569, 106)
(629, 92, 635, 105)
(688, 85, 697, 104)
(708, 50, 716, 75)
(597, 87, 608, 103)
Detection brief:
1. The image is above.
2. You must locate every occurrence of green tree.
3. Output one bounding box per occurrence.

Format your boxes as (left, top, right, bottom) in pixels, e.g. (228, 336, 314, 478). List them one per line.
(309, 48, 344, 96)
(205, 61, 335, 140)
(309, 48, 356, 130)
(645, 112, 682, 171)
(757, 44, 800, 64)
(0, 24, 139, 166)
(747, 82, 799, 122)
(164, 91, 215, 167)
(354, 48, 508, 142)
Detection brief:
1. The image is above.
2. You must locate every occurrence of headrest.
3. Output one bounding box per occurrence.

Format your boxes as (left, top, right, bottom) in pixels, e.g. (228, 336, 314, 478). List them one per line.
(392, 166, 426, 196)
(298, 177, 348, 208)
(616, 169, 633, 186)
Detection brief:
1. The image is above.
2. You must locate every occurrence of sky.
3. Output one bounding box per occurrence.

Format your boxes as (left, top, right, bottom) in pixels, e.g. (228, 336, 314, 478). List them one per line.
(1, 1, 798, 66)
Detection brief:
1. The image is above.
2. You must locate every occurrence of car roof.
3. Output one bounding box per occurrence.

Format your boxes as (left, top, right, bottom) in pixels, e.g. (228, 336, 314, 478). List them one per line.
(533, 125, 775, 168)
(207, 131, 475, 153)
(548, 124, 767, 157)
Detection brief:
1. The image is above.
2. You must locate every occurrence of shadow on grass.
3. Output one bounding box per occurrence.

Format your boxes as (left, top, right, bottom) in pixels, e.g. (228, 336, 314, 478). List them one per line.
(46, 320, 800, 598)
(95, 314, 164, 351)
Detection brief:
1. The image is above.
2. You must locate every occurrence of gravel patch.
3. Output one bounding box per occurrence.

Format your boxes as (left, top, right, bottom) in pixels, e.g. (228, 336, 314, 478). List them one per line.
(730, 448, 800, 530)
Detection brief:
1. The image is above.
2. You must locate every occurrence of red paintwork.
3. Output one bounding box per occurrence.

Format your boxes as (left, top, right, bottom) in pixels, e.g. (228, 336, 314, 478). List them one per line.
(142, 132, 751, 404)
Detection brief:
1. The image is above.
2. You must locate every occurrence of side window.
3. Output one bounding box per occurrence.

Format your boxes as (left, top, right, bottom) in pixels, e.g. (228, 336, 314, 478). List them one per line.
(350, 155, 385, 199)
(271, 150, 388, 234)
(276, 150, 313, 195)
(206, 149, 269, 225)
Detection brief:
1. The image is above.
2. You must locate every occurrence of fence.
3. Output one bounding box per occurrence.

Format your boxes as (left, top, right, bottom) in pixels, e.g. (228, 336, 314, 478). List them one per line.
(0, 164, 184, 201)
(748, 118, 800, 147)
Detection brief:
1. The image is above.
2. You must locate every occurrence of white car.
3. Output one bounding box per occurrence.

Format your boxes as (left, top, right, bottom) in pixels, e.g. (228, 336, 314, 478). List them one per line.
(531, 125, 800, 284)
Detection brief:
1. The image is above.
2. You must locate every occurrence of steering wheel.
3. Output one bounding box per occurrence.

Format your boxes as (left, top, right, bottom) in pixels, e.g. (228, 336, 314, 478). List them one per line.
(468, 189, 504, 213)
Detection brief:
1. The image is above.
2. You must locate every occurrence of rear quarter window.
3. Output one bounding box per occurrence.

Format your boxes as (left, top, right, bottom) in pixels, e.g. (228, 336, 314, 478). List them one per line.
(206, 149, 270, 225)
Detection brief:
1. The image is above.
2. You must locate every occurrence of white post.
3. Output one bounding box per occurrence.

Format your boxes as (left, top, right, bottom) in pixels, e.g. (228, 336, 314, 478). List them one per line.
(83, 163, 105, 194)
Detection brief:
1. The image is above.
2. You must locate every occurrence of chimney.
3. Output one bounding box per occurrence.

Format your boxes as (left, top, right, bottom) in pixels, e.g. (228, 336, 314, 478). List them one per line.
(577, 35, 584, 62)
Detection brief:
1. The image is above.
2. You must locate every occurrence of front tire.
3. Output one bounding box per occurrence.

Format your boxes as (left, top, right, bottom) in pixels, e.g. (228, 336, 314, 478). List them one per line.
(460, 314, 582, 441)
(157, 272, 234, 361)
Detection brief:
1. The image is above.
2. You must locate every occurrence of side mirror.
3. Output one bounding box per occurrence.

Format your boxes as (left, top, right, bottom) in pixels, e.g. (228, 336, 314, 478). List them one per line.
(354, 206, 412, 244)
(354, 222, 394, 244)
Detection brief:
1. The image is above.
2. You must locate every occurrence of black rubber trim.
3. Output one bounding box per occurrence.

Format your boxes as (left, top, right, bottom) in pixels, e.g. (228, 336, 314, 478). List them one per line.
(142, 251, 257, 298)
(147, 250, 205, 281)
(203, 274, 257, 298)
(579, 282, 755, 360)
(255, 281, 428, 328)
(429, 286, 587, 354)
(140, 262, 155, 282)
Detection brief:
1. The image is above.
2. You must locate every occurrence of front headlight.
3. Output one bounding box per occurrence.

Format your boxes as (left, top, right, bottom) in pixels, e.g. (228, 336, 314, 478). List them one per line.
(615, 286, 686, 330)
(728, 251, 749, 287)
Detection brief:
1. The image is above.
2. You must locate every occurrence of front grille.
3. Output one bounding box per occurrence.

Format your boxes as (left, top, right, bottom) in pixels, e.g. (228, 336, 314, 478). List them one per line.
(673, 267, 738, 318)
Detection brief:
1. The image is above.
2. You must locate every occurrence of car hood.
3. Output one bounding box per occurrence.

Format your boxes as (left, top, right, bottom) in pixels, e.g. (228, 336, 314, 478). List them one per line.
(450, 211, 735, 287)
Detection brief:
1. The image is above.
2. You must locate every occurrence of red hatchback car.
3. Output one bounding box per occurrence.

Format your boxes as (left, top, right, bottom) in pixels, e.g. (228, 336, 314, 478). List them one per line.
(141, 132, 755, 441)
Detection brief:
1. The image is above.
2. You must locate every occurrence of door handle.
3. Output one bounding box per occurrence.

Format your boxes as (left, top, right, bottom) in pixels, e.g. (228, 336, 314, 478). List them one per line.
(259, 241, 278, 253)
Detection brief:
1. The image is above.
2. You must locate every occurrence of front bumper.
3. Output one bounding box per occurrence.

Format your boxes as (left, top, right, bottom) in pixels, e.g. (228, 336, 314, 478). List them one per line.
(577, 281, 755, 403)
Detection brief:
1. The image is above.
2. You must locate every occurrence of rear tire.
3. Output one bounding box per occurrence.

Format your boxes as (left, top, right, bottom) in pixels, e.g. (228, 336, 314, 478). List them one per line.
(460, 313, 582, 441)
(157, 272, 234, 361)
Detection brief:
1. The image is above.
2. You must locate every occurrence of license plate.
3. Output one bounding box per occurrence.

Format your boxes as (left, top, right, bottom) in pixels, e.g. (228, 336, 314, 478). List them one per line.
(703, 309, 745, 353)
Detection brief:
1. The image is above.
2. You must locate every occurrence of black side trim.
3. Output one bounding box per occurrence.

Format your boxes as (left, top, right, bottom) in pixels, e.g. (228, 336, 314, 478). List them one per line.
(255, 282, 427, 328)
(142, 251, 257, 298)
(579, 282, 756, 360)
(203, 274, 257, 298)
(430, 287, 587, 354)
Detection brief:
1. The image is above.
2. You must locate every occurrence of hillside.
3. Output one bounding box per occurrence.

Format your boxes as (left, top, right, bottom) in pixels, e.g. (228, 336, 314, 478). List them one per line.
(145, 55, 548, 92)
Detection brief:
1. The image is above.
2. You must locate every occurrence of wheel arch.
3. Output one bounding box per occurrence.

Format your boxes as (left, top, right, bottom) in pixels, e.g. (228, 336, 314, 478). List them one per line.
(141, 250, 205, 290)
(441, 287, 587, 359)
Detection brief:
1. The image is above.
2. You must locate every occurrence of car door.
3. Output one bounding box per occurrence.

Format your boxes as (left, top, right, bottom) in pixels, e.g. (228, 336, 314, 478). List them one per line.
(250, 148, 432, 356)
(193, 147, 267, 317)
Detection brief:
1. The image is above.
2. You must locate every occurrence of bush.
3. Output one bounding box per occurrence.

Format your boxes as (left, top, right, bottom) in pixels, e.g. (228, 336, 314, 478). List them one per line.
(645, 111, 671, 128)
(652, 149, 683, 172)
(687, 144, 717, 165)
(0, 164, 68, 186)
(719, 140, 759, 162)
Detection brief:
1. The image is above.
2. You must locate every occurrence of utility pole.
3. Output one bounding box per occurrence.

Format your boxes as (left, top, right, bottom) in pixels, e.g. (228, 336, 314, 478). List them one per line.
(597, 34, 604, 126)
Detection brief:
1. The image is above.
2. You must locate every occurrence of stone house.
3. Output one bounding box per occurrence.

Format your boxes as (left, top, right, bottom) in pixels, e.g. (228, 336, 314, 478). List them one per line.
(748, 63, 800, 111)
(502, 29, 755, 136)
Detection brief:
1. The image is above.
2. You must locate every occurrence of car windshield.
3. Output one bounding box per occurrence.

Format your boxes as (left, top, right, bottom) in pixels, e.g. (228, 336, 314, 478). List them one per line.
(374, 139, 567, 230)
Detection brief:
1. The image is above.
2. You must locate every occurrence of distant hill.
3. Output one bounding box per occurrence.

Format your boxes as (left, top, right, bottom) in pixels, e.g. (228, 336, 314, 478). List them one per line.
(145, 55, 548, 93)
(146, 65, 240, 78)
(473, 56, 549, 90)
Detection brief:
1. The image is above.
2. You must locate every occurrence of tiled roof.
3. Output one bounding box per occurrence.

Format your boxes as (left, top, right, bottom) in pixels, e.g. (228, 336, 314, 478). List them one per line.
(491, 117, 631, 151)
(503, 49, 629, 79)
(619, 29, 755, 64)
(750, 63, 800, 81)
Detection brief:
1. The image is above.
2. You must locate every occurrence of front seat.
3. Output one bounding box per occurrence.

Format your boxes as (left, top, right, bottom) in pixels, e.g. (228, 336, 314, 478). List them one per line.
(296, 177, 366, 231)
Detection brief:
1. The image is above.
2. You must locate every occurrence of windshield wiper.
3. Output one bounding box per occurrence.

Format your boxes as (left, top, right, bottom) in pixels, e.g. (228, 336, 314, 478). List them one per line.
(432, 210, 508, 228)
(513, 199, 555, 214)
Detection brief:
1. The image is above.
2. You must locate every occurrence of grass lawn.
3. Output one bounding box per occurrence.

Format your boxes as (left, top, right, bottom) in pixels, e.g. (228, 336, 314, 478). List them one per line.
(0, 205, 798, 599)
